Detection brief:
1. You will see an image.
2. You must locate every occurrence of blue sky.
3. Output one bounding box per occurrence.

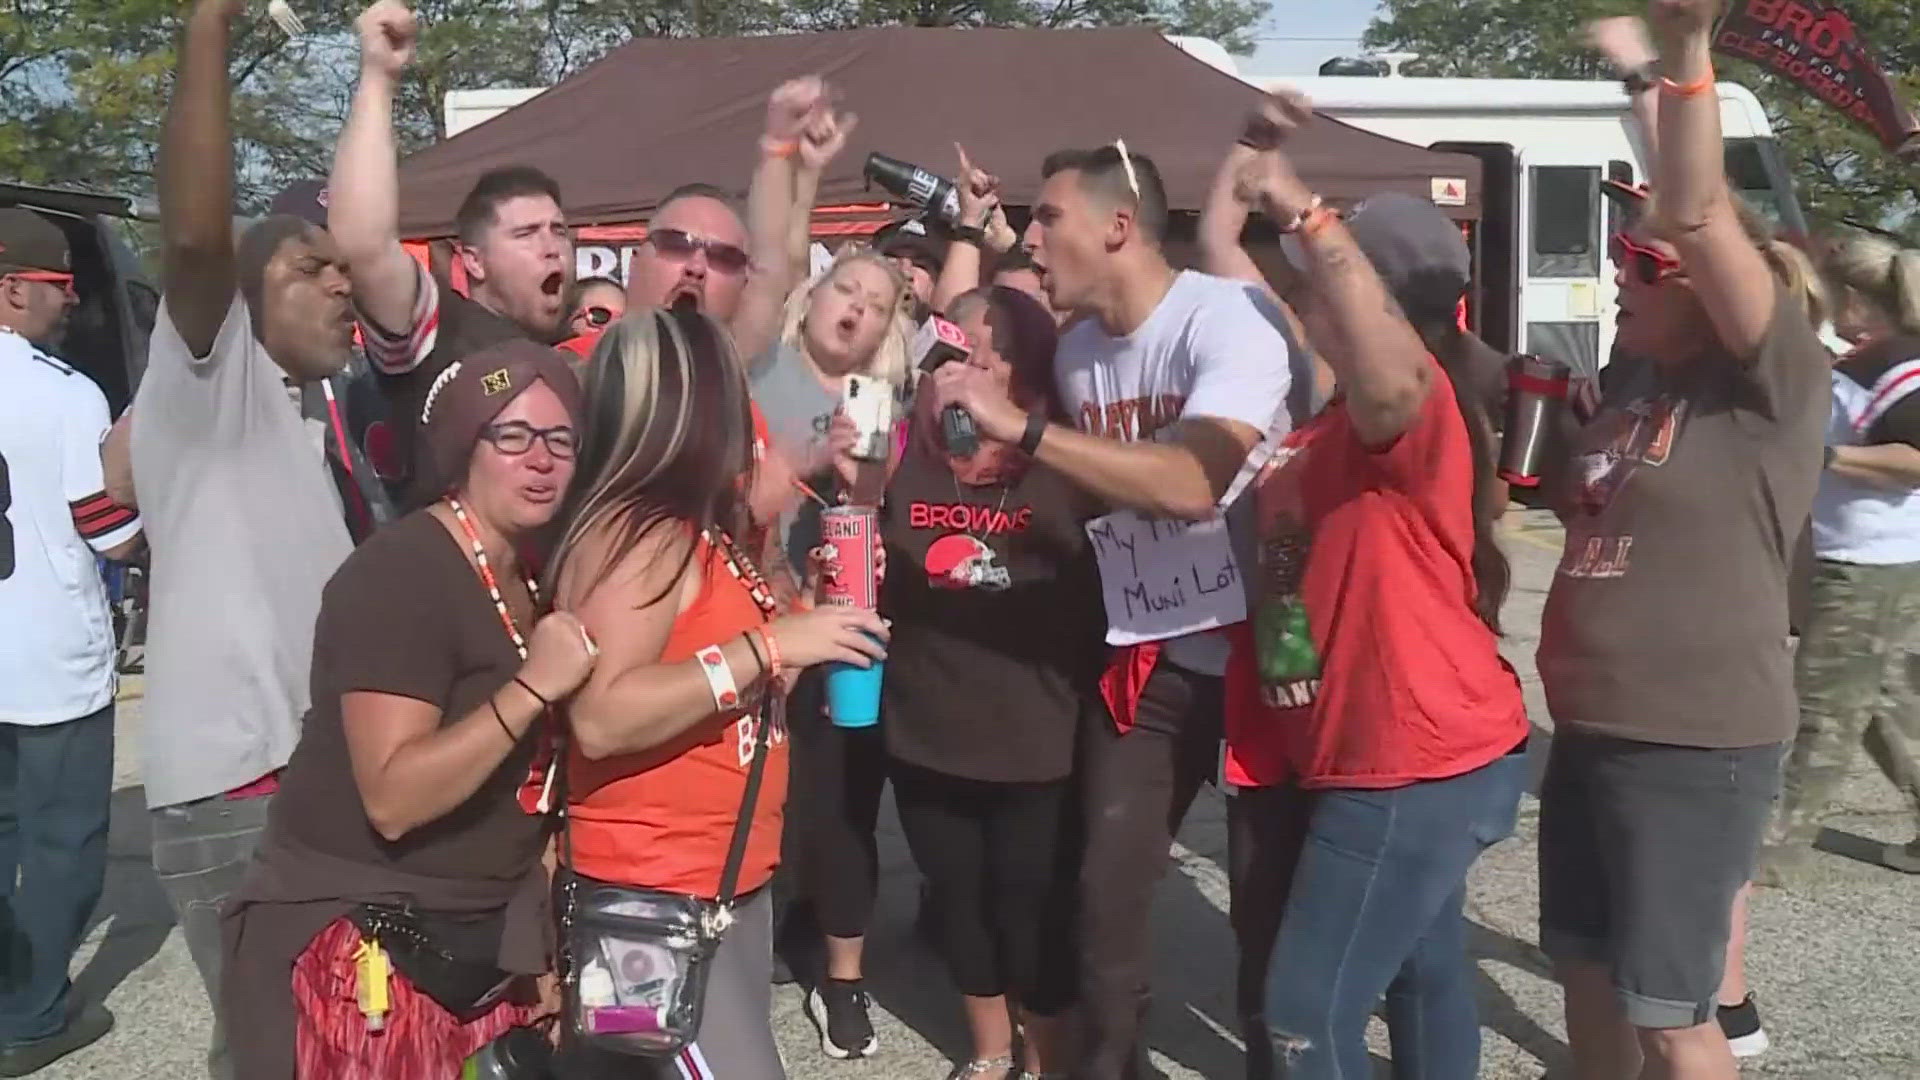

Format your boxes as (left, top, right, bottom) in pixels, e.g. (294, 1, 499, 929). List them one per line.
(1244, 0, 1381, 76)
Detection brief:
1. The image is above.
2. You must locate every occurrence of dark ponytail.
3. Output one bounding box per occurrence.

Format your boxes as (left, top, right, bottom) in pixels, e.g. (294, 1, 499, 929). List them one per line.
(1427, 323, 1511, 636)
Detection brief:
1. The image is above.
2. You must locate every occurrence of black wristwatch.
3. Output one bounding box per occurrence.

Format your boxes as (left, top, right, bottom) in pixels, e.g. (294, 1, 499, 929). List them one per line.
(951, 222, 987, 246)
(1019, 411, 1048, 456)
(1623, 66, 1657, 96)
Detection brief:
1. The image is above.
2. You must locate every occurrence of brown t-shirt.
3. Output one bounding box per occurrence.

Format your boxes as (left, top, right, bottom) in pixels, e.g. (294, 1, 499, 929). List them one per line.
(1538, 290, 1829, 748)
(270, 509, 548, 889)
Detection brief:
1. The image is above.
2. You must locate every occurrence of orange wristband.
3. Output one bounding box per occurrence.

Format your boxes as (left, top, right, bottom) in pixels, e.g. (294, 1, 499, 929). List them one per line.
(760, 136, 800, 159)
(1659, 69, 1715, 98)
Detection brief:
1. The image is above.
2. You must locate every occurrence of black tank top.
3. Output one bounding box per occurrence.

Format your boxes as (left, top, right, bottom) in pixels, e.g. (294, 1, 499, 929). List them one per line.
(878, 427, 1105, 783)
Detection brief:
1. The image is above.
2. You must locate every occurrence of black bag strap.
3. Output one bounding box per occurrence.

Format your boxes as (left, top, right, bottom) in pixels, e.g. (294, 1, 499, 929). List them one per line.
(714, 690, 776, 910)
(554, 663, 778, 916)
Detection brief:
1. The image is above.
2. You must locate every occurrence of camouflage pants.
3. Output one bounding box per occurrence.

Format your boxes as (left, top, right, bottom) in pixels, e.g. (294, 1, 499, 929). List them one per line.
(1770, 560, 1920, 849)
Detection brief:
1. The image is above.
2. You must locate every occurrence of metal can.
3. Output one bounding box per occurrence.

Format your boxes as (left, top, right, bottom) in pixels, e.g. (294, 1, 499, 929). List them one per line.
(1499, 354, 1571, 488)
(819, 506, 880, 609)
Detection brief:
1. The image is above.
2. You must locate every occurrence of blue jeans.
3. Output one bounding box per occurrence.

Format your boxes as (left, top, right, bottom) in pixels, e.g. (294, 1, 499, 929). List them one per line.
(0, 706, 115, 1043)
(1264, 748, 1526, 1080)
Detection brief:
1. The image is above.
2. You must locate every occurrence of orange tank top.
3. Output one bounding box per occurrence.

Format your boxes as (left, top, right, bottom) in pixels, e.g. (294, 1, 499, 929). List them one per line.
(567, 534, 788, 899)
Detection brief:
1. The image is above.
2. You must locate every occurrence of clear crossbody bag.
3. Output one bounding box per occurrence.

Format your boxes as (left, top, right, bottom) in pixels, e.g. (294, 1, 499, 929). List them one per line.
(557, 698, 775, 1058)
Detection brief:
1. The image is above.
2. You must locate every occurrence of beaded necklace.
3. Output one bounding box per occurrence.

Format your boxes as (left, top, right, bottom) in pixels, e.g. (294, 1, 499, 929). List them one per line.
(448, 497, 538, 659)
(706, 529, 778, 621)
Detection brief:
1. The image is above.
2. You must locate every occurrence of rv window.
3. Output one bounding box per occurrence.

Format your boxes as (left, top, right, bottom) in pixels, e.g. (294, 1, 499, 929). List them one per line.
(1530, 166, 1599, 279)
(1527, 321, 1600, 381)
(1606, 161, 1635, 239)
(1723, 138, 1807, 235)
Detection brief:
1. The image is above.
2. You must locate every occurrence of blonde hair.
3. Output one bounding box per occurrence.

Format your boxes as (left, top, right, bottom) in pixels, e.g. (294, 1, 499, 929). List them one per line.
(779, 248, 914, 388)
(1727, 199, 1832, 327)
(1825, 235, 1920, 337)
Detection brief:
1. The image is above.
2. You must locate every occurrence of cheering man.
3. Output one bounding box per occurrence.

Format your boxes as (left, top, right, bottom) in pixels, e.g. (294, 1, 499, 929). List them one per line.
(130, 0, 359, 1073)
(933, 144, 1305, 1079)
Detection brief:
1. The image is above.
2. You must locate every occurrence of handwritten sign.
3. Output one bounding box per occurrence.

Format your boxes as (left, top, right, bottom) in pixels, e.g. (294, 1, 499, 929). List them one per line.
(1085, 510, 1246, 646)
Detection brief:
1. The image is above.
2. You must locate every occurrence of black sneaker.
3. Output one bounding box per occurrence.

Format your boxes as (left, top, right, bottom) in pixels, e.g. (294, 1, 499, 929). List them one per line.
(1716, 994, 1769, 1059)
(0, 1000, 114, 1077)
(807, 977, 879, 1059)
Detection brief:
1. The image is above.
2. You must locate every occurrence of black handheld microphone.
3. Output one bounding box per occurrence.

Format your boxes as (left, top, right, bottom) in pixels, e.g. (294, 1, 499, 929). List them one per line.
(913, 315, 978, 456)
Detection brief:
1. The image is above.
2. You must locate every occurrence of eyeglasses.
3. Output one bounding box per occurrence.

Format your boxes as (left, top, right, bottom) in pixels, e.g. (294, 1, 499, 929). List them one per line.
(1609, 233, 1684, 285)
(647, 228, 750, 275)
(481, 421, 578, 460)
(6, 271, 76, 298)
(579, 305, 615, 328)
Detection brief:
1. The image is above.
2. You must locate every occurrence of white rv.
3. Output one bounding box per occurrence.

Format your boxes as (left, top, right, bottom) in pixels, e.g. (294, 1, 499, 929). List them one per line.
(1254, 76, 1807, 373)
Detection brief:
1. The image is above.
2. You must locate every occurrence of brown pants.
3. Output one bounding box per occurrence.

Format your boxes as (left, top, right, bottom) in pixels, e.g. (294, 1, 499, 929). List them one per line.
(1073, 663, 1309, 1080)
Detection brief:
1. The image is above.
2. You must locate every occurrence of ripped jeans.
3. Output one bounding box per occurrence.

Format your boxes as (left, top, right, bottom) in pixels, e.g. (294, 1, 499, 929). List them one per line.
(1262, 747, 1525, 1079)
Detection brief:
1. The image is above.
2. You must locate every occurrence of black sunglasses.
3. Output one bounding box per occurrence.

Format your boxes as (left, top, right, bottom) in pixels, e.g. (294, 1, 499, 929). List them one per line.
(647, 228, 751, 275)
(481, 421, 578, 460)
(579, 305, 615, 328)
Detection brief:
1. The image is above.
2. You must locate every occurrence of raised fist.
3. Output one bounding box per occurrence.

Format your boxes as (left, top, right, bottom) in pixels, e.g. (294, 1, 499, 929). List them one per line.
(766, 77, 827, 145)
(1587, 16, 1656, 73)
(798, 105, 858, 173)
(1646, 0, 1725, 40)
(357, 0, 418, 79)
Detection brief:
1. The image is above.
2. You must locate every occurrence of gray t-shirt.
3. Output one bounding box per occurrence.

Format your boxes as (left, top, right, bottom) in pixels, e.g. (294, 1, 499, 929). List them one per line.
(1537, 291, 1828, 748)
(750, 343, 844, 578)
(131, 298, 353, 807)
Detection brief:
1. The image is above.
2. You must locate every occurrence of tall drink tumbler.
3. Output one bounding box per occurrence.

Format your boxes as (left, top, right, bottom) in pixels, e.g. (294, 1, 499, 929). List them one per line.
(1498, 354, 1570, 487)
(820, 506, 883, 728)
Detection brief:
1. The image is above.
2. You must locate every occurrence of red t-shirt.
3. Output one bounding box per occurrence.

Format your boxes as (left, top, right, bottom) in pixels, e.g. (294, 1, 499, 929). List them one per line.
(1225, 363, 1526, 789)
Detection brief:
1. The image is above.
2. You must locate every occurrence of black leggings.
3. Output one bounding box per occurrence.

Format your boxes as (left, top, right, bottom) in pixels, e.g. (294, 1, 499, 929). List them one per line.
(891, 760, 1079, 1015)
(786, 670, 888, 940)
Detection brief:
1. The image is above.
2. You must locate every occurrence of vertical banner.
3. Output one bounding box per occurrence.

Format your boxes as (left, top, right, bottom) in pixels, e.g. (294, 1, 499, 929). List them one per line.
(1715, 1, 1920, 158)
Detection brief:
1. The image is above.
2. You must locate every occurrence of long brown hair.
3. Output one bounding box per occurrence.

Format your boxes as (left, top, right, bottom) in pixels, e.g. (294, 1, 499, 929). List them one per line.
(1410, 316, 1511, 635)
(549, 306, 757, 603)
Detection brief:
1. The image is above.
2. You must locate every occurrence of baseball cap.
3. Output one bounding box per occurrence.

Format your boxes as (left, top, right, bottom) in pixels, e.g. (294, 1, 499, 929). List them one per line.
(0, 207, 72, 275)
(873, 216, 947, 276)
(270, 180, 331, 229)
(1284, 193, 1470, 319)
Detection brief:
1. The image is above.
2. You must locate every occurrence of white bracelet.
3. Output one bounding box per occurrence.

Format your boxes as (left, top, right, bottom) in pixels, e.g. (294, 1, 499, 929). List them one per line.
(696, 644, 740, 711)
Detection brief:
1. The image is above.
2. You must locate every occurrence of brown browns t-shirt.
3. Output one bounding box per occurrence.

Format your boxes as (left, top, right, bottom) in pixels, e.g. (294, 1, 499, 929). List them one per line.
(1538, 290, 1829, 748)
(271, 510, 548, 888)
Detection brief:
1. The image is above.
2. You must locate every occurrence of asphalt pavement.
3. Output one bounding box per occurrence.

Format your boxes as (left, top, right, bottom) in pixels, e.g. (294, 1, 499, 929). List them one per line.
(35, 509, 1920, 1079)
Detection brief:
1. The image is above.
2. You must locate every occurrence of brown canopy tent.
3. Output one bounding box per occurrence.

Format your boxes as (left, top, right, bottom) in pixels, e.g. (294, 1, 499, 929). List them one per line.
(395, 25, 1481, 240)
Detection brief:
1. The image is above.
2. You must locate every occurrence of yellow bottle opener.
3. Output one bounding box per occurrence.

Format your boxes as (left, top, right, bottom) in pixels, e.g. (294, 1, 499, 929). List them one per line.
(354, 937, 393, 1031)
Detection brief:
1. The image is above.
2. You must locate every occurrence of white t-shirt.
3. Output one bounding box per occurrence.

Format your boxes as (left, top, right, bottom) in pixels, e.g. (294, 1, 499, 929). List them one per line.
(1812, 366, 1920, 565)
(1054, 270, 1303, 674)
(131, 298, 352, 807)
(0, 328, 142, 725)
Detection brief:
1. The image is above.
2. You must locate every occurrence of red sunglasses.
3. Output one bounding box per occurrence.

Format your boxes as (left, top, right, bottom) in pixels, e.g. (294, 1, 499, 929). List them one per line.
(8, 270, 76, 297)
(1608, 233, 1684, 285)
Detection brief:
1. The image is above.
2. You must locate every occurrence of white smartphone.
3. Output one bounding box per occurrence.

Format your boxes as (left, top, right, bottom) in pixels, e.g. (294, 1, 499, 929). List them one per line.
(842, 374, 894, 462)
